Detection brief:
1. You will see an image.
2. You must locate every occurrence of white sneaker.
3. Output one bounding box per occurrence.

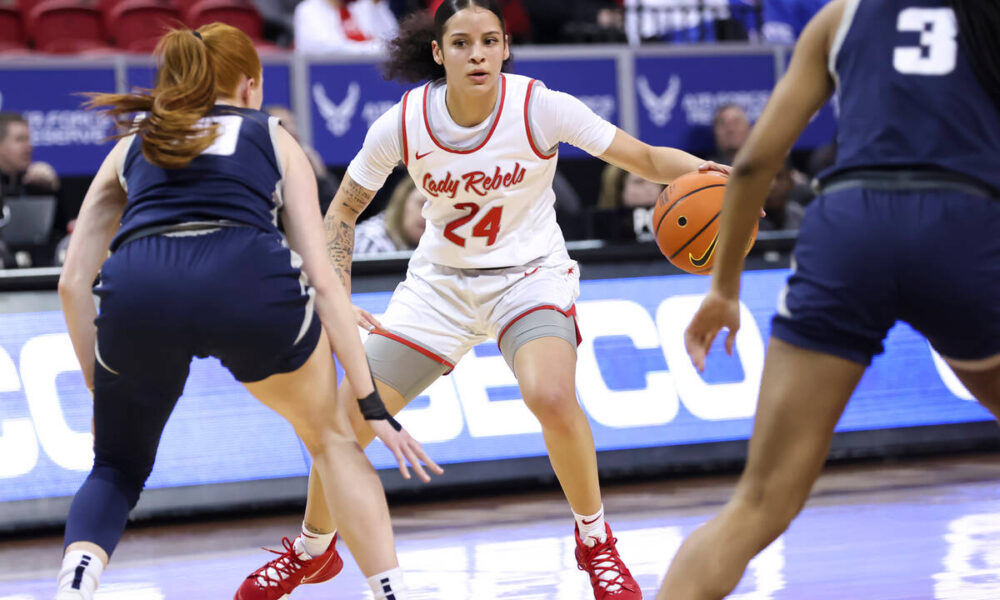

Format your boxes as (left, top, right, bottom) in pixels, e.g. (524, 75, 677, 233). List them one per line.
(54, 591, 88, 600)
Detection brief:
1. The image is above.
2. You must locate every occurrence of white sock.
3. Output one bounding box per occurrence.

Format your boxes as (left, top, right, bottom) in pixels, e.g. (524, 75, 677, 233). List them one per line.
(56, 550, 104, 599)
(294, 522, 335, 559)
(574, 505, 607, 547)
(367, 567, 407, 600)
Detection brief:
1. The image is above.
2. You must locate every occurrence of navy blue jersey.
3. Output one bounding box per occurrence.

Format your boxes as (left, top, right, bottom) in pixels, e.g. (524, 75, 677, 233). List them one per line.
(112, 106, 283, 250)
(823, 0, 1000, 192)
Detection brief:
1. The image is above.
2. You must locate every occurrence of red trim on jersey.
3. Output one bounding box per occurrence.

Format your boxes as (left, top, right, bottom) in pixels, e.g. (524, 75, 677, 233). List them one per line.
(370, 329, 455, 375)
(497, 304, 582, 350)
(423, 74, 507, 154)
(525, 79, 556, 160)
(401, 90, 412, 167)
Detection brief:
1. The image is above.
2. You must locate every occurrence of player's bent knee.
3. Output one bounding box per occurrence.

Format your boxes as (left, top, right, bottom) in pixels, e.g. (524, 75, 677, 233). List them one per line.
(522, 384, 579, 426)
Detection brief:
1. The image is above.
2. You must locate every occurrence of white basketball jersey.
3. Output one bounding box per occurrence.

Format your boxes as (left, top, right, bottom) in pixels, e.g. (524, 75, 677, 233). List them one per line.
(401, 74, 567, 269)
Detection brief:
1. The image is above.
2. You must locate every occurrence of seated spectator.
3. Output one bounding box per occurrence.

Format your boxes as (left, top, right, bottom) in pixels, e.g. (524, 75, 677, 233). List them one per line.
(356, 176, 426, 255)
(265, 105, 340, 213)
(0, 112, 59, 197)
(0, 112, 60, 268)
(708, 102, 751, 166)
(759, 160, 811, 231)
(294, 0, 399, 55)
(591, 164, 664, 242)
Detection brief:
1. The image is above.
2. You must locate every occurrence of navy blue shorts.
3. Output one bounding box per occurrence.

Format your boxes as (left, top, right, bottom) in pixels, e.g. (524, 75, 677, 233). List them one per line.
(94, 226, 322, 387)
(771, 188, 1000, 366)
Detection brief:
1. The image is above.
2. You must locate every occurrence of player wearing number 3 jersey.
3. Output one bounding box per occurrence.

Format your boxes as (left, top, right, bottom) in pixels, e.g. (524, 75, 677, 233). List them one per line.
(237, 2, 726, 599)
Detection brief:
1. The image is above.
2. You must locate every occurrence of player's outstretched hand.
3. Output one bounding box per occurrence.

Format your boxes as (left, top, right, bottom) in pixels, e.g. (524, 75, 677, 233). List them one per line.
(354, 305, 383, 333)
(695, 162, 765, 216)
(685, 290, 740, 373)
(697, 161, 731, 176)
(369, 419, 445, 483)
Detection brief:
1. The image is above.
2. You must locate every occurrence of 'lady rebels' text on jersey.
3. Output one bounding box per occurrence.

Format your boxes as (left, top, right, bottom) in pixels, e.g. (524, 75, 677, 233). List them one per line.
(348, 73, 616, 269)
(405, 74, 561, 268)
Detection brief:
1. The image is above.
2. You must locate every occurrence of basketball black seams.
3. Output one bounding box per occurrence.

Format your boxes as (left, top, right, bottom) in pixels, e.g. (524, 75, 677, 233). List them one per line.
(669, 211, 720, 260)
(654, 184, 725, 236)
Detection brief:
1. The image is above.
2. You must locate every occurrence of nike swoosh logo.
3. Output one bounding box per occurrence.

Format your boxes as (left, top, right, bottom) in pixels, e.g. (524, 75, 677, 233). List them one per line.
(415, 150, 434, 160)
(689, 233, 719, 268)
(581, 516, 602, 525)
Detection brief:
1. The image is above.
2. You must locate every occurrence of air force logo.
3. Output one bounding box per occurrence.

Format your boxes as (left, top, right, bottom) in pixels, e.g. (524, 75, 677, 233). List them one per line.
(637, 75, 681, 127)
(312, 82, 360, 137)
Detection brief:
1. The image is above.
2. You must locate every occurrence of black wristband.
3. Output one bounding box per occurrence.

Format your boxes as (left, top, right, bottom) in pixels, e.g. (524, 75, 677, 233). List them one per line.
(357, 390, 402, 431)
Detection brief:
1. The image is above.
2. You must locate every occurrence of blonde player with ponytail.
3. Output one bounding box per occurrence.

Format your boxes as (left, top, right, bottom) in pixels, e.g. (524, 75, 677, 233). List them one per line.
(56, 24, 425, 600)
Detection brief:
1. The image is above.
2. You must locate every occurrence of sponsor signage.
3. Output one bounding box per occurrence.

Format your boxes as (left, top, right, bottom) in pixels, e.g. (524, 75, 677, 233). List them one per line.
(308, 63, 410, 166)
(0, 270, 986, 505)
(0, 67, 117, 175)
(125, 63, 292, 110)
(634, 53, 774, 153)
(514, 57, 620, 159)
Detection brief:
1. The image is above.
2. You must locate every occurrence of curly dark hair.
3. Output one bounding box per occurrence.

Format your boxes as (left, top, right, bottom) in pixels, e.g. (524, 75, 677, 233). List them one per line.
(382, 0, 512, 84)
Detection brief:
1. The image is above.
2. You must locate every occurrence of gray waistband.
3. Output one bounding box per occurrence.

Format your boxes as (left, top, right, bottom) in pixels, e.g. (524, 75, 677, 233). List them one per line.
(116, 221, 248, 250)
(817, 170, 997, 199)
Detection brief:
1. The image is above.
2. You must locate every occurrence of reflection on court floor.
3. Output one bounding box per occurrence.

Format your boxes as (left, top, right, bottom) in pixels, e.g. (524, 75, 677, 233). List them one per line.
(1, 455, 999, 599)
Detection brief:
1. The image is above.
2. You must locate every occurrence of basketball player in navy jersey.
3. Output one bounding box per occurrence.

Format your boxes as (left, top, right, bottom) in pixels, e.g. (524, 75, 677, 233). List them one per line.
(54, 24, 428, 600)
(656, 0, 1000, 598)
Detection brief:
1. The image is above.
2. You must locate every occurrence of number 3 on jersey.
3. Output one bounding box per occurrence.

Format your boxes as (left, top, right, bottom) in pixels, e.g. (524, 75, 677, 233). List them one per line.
(444, 203, 503, 247)
(893, 7, 957, 76)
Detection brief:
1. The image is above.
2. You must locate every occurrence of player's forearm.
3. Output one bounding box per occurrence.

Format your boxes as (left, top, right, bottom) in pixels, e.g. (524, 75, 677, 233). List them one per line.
(711, 163, 774, 298)
(323, 210, 356, 294)
(649, 147, 705, 183)
(322, 176, 376, 295)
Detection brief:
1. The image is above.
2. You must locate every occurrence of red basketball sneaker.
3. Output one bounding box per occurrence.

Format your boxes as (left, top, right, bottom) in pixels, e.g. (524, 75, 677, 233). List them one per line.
(575, 523, 642, 599)
(234, 535, 343, 600)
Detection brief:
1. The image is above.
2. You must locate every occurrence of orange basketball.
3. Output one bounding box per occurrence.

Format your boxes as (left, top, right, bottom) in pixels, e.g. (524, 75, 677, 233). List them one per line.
(652, 170, 757, 274)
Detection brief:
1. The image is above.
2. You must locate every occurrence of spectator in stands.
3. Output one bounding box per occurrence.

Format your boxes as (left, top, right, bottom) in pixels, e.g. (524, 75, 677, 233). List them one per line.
(294, 0, 399, 54)
(708, 102, 751, 166)
(759, 160, 811, 231)
(0, 112, 59, 197)
(762, 0, 828, 44)
(265, 105, 340, 213)
(0, 112, 60, 268)
(592, 164, 663, 242)
(355, 175, 426, 254)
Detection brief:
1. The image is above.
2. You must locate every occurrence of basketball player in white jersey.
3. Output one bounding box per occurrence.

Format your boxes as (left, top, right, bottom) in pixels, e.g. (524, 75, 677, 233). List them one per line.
(237, 2, 727, 599)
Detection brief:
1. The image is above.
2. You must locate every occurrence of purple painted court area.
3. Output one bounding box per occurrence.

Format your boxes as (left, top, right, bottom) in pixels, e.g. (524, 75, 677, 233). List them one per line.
(2, 454, 998, 599)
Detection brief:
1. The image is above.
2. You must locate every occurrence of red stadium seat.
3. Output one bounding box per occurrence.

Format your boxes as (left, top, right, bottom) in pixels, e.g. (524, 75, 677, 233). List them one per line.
(0, 4, 29, 52)
(27, 0, 111, 53)
(108, 0, 180, 52)
(184, 0, 262, 40)
(96, 0, 121, 22)
(14, 0, 40, 21)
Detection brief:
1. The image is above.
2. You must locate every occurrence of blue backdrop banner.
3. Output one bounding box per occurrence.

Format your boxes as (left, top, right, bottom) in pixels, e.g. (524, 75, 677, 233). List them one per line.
(513, 57, 621, 159)
(0, 67, 117, 175)
(0, 269, 987, 503)
(634, 53, 775, 153)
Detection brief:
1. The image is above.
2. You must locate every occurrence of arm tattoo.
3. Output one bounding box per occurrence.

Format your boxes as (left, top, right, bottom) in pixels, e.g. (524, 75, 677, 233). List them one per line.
(323, 179, 375, 293)
(324, 212, 354, 292)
